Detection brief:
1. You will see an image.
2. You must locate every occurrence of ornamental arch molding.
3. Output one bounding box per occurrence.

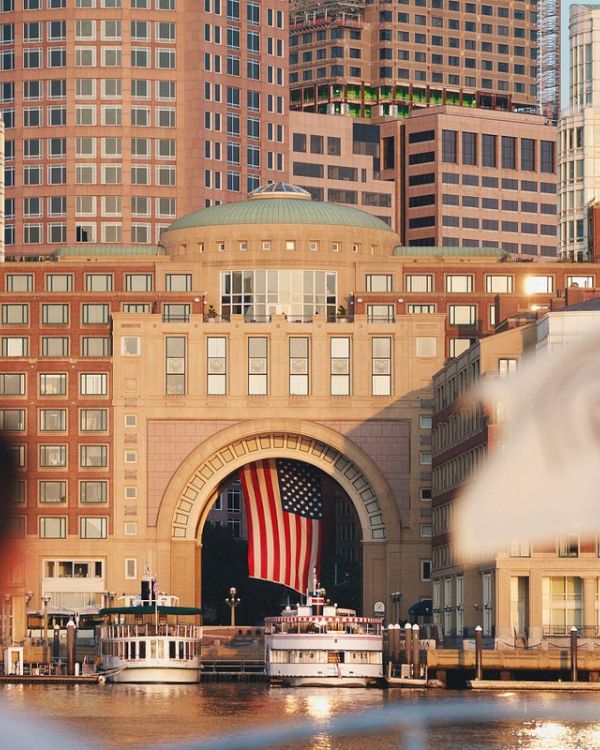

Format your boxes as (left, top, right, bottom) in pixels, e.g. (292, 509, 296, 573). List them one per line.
(156, 420, 401, 546)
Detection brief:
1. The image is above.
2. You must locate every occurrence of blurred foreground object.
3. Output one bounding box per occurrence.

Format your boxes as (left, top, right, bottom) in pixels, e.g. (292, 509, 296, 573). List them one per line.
(455, 334, 600, 559)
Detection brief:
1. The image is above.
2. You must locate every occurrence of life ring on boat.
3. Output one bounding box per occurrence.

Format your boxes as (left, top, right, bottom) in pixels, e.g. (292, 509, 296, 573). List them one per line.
(98, 675, 107, 685)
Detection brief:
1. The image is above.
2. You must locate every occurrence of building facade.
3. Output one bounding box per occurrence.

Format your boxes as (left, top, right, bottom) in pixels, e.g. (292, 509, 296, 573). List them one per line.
(289, 110, 396, 229)
(290, 0, 547, 120)
(380, 105, 557, 251)
(0, 0, 288, 257)
(432, 302, 600, 646)
(558, 3, 600, 261)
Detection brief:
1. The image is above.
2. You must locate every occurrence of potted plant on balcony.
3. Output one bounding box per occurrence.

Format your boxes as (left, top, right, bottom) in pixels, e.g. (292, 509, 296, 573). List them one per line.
(337, 304, 347, 322)
(206, 304, 217, 322)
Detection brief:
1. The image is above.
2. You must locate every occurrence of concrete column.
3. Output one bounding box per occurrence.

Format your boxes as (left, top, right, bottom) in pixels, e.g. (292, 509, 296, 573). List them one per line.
(495, 568, 514, 643)
(170, 540, 198, 607)
(362, 541, 389, 614)
(583, 577, 597, 635)
(528, 570, 543, 643)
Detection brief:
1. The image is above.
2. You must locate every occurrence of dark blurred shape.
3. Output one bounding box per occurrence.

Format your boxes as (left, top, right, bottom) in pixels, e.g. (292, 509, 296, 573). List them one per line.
(0, 434, 17, 546)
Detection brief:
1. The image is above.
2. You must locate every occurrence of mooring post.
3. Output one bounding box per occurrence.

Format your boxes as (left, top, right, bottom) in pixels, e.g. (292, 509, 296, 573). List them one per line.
(412, 624, 420, 679)
(66, 618, 76, 676)
(475, 625, 483, 681)
(404, 622, 412, 671)
(570, 626, 578, 683)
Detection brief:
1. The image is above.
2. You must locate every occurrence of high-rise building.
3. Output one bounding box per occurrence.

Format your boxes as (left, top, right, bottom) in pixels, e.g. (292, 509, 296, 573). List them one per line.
(559, 3, 600, 261)
(289, 0, 548, 121)
(379, 105, 558, 254)
(0, 0, 288, 257)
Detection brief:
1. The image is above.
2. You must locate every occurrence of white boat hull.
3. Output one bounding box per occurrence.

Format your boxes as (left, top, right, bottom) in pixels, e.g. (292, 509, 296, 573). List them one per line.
(107, 666, 201, 684)
(279, 676, 370, 688)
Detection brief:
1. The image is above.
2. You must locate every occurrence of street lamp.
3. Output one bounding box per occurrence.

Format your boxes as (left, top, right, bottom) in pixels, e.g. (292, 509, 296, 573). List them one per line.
(41, 595, 52, 646)
(225, 587, 241, 628)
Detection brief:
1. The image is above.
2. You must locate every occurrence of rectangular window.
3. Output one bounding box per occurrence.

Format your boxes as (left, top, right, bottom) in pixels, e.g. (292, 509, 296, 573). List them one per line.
(80, 409, 107, 431)
(366, 274, 392, 293)
(405, 274, 433, 293)
(42, 303, 68, 325)
(80, 444, 107, 467)
(0, 373, 25, 395)
(125, 273, 153, 292)
(449, 305, 476, 326)
(442, 130, 457, 163)
(498, 358, 518, 378)
(166, 336, 186, 395)
(482, 134, 496, 168)
(80, 373, 108, 395)
(40, 480, 66, 503)
(2, 304, 28, 324)
(501, 136, 516, 169)
(40, 408, 66, 431)
(566, 276, 594, 289)
(372, 337, 391, 396)
(0, 409, 25, 430)
(367, 304, 394, 323)
(165, 274, 192, 292)
(330, 337, 350, 396)
(207, 337, 227, 395)
(85, 274, 112, 292)
(525, 275, 553, 294)
(462, 132, 477, 166)
(289, 337, 309, 396)
(40, 373, 66, 396)
(6, 274, 33, 292)
(39, 444, 66, 467)
(485, 275, 514, 294)
(446, 275, 473, 293)
(80, 480, 108, 504)
(2, 337, 28, 356)
(40, 516, 66, 538)
(82, 303, 110, 324)
(248, 336, 268, 395)
(80, 517, 107, 538)
(82, 338, 111, 357)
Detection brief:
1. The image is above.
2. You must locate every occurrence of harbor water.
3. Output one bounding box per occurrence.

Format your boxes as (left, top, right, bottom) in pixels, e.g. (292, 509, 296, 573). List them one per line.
(2, 683, 600, 749)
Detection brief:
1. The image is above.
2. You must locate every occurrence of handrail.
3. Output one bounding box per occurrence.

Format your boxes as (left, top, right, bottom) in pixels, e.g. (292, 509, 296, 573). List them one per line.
(4, 699, 600, 750)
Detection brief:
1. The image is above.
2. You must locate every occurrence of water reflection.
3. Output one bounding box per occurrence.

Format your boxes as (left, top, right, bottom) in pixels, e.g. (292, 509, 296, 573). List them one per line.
(1, 685, 600, 750)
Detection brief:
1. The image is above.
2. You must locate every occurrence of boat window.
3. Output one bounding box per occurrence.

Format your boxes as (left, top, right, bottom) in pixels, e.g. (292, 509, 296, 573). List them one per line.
(169, 641, 176, 659)
(178, 641, 184, 660)
(139, 641, 146, 659)
(131, 642, 136, 659)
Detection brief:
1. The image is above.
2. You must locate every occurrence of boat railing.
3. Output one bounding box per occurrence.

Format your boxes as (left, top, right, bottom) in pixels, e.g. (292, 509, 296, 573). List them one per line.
(266, 619, 382, 636)
(102, 623, 202, 640)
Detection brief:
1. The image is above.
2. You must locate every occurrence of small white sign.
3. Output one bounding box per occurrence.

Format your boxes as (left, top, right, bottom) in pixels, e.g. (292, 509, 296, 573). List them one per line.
(373, 601, 385, 614)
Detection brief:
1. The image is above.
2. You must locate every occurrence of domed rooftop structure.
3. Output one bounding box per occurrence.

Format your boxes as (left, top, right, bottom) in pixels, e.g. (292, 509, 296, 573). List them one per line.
(165, 182, 393, 233)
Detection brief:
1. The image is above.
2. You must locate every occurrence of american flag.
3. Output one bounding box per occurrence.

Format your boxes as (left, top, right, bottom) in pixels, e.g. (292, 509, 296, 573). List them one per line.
(239, 458, 323, 594)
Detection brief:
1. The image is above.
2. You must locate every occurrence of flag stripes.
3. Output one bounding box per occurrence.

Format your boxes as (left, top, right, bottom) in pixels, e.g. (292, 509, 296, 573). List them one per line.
(239, 459, 321, 593)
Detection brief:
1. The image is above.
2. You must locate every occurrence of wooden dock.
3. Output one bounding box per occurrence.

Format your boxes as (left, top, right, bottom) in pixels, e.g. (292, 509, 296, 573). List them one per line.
(0, 674, 105, 685)
(469, 679, 600, 691)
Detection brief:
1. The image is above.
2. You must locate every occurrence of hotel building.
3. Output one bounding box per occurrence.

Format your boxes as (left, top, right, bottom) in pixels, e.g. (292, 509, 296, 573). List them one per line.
(2, 183, 600, 645)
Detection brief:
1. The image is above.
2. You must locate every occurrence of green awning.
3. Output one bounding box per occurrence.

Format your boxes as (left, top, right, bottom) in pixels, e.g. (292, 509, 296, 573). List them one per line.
(99, 606, 203, 616)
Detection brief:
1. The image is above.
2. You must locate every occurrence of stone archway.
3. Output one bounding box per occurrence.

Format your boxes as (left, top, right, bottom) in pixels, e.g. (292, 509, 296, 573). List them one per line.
(155, 419, 402, 612)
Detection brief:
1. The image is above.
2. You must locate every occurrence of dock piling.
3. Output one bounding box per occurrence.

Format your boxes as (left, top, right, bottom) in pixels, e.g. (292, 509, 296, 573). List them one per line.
(570, 626, 578, 683)
(475, 626, 483, 682)
(412, 624, 420, 679)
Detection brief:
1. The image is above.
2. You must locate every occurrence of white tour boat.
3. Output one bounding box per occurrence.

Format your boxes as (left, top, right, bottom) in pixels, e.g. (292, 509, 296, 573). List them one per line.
(99, 579, 202, 683)
(265, 586, 383, 687)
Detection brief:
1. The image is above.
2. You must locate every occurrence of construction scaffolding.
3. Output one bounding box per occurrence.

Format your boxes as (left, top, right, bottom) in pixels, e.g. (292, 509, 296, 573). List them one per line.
(537, 0, 561, 122)
(290, 0, 363, 27)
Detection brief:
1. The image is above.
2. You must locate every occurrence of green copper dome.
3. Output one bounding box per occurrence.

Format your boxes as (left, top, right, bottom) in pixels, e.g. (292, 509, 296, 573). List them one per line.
(166, 184, 393, 233)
